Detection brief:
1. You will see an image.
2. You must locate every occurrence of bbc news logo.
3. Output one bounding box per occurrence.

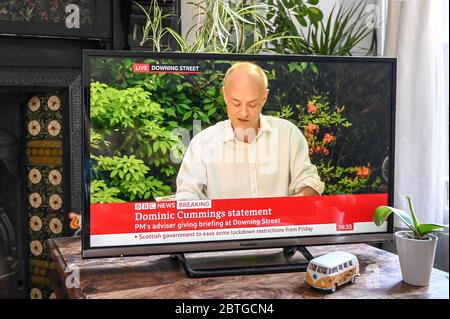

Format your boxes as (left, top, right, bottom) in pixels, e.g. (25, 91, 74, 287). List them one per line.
(134, 202, 156, 210)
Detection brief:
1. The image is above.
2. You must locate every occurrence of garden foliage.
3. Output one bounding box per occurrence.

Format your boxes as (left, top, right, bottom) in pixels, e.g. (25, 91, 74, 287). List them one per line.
(90, 58, 383, 203)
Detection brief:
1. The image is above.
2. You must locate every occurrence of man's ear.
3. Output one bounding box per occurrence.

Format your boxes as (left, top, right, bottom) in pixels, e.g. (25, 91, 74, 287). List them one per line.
(262, 89, 269, 104)
(222, 86, 227, 102)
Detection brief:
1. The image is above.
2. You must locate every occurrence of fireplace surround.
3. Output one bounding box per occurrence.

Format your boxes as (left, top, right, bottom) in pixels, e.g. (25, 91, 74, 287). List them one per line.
(0, 0, 180, 299)
(0, 70, 83, 298)
(0, 15, 106, 301)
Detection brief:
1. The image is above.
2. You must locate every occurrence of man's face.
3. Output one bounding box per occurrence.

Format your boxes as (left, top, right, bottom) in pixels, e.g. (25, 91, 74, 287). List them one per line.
(222, 71, 268, 135)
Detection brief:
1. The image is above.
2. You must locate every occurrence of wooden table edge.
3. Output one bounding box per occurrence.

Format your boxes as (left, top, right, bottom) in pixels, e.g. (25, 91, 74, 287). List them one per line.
(46, 238, 85, 299)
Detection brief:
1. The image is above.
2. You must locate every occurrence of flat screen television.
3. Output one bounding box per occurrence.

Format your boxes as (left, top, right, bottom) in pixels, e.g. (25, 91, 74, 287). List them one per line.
(82, 51, 396, 274)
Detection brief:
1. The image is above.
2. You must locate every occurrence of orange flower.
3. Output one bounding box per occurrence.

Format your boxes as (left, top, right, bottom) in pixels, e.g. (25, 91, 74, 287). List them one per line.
(306, 123, 319, 134)
(28, 120, 41, 136)
(30, 288, 43, 299)
(28, 96, 41, 112)
(49, 169, 62, 186)
(309, 149, 314, 155)
(49, 194, 62, 210)
(307, 101, 318, 114)
(311, 145, 329, 156)
(49, 218, 63, 234)
(47, 95, 61, 111)
(28, 168, 42, 184)
(323, 133, 336, 144)
(47, 120, 61, 136)
(29, 193, 42, 208)
(30, 240, 43, 256)
(356, 166, 371, 179)
(30, 216, 43, 232)
(304, 131, 312, 139)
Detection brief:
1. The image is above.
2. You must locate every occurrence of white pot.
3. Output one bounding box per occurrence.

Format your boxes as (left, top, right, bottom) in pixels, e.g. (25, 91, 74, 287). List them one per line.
(395, 231, 438, 286)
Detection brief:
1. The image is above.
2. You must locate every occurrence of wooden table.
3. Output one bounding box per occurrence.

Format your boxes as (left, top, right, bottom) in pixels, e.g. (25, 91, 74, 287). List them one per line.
(47, 237, 449, 299)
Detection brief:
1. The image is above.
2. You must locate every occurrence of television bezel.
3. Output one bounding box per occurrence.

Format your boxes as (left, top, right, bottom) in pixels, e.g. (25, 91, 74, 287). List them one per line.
(82, 50, 396, 259)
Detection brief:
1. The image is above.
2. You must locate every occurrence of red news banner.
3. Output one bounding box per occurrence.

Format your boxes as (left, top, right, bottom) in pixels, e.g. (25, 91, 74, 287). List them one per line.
(90, 194, 388, 236)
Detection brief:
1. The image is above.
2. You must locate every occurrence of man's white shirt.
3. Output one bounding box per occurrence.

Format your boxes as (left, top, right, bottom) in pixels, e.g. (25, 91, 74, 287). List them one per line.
(176, 114, 325, 200)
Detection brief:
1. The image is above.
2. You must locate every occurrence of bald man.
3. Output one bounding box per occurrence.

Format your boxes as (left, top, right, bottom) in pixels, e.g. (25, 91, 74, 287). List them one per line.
(175, 61, 324, 200)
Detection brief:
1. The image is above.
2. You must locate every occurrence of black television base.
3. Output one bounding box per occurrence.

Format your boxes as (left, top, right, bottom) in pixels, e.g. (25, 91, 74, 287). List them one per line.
(172, 246, 315, 278)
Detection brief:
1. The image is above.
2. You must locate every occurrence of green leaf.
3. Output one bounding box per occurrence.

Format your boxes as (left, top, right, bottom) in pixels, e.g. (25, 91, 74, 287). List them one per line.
(307, 7, 323, 24)
(160, 142, 167, 154)
(298, 16, 307, 27)
(288, 62, 301, 73)
(165, 108, 176, 117)
(145, 144, 152, 157)
(373, 206, 415, 232)
(406, 195, 420, 228)
(416, 223, 449, 237)
(178, 104, 191, 110)
(182, 111, 193, 121)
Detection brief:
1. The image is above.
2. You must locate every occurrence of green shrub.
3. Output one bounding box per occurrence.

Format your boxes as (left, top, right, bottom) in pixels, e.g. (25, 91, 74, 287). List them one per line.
(89, 58, 384, 202)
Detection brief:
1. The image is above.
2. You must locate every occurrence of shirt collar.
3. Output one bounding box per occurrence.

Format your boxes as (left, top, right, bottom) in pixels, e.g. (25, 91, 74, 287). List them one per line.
(222, 114, 272, 143)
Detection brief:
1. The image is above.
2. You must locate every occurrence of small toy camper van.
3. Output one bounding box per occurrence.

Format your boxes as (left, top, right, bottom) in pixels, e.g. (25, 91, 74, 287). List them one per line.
(305, 251, 360, 292)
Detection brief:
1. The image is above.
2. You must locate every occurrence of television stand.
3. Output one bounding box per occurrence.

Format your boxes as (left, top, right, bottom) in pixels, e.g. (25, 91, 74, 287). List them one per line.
(171, 246, 315, 278)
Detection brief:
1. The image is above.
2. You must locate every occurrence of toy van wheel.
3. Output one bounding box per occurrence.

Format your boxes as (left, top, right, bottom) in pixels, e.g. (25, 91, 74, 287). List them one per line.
(331, 284, 337, 293)
(350, 276, 356, 284)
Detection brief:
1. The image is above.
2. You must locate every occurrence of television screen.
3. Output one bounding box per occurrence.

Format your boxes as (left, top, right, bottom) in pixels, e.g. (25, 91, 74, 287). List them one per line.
(82, 51, 396, 258)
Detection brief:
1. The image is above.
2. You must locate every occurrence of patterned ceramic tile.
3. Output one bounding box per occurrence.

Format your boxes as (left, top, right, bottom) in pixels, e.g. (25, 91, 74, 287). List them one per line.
(25, 93, 69, 299)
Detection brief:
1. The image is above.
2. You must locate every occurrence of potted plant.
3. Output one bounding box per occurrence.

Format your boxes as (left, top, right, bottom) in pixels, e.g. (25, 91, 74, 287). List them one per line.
(373, 196, 448, 286)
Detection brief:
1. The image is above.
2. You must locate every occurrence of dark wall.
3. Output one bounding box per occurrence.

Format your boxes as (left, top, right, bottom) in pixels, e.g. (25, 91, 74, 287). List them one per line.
(0, 38, 105, 68)
(0, 0, 180, 299)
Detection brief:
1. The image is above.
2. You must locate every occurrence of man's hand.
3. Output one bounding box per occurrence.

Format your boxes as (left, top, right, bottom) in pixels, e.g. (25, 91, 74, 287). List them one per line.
(294, 186, 319, 197)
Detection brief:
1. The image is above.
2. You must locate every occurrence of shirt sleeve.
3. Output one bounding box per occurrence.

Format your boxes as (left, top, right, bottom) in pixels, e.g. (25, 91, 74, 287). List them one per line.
(175, 136, 208, 200)
(288, 125, 325, 195)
